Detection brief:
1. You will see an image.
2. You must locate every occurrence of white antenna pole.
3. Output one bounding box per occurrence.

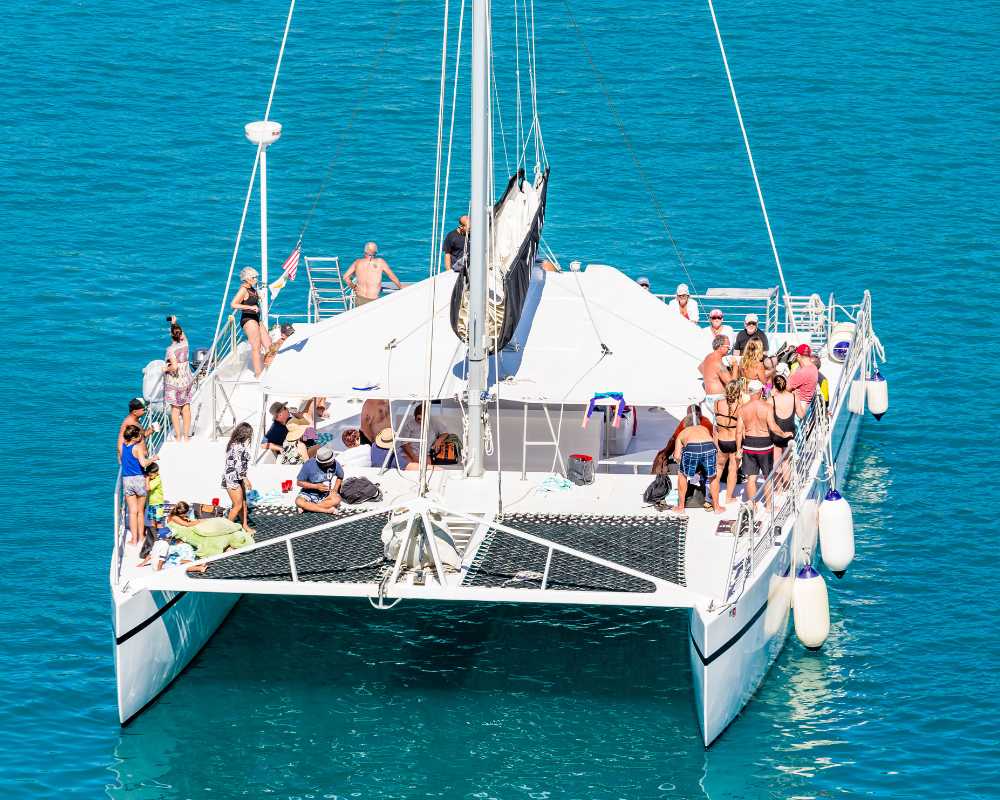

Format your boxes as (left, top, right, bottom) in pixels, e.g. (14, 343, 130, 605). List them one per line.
(244, 121, 283, 327)
(466, 0, 490, 478)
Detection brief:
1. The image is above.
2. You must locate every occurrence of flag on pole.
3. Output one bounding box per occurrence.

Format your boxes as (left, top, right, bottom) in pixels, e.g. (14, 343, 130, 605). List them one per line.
(268, 241, 301, 302)
(280, 241, 301, 281)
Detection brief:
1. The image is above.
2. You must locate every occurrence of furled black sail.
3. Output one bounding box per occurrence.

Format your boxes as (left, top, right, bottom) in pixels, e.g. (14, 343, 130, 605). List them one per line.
(450, 168, 549, 354)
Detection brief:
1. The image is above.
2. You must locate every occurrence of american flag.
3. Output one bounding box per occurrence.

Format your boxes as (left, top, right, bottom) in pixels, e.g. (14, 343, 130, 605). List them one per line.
(280, 241, 301, 281)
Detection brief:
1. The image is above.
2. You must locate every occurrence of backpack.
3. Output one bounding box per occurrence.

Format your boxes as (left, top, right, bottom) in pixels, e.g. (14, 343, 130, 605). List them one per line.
(339, 476, 384, 505)
(643, 474, 672, 504)
(431, 433, 463, 465)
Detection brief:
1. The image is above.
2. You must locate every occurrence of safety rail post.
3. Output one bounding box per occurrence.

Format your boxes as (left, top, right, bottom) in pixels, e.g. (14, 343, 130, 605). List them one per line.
(541, 547, 554, 589)
(286, 538, 298, 582)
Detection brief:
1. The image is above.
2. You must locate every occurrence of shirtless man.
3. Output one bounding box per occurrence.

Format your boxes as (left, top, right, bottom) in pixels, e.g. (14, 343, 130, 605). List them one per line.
(672, 405, 724, 514)
(738, 380, 783, 508)
(360, 398, 391, 446)
(699, 335, 736, 421)
(344, 242, 402, 306)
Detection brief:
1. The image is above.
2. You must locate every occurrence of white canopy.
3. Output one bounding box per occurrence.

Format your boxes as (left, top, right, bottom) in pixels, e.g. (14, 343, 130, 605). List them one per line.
(494, 265, 708, 408)
(263, 271, 467, 401)
(263, 265, 710, 409)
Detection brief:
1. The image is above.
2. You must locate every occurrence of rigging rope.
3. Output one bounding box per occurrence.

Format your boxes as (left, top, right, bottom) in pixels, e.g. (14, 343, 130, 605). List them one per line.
(560, 0, 696, 293)
(208, 0, 295, 363)
(705, 0, 796, 332)
(437, 0, 468, 274)
(297, 3, 406, 241)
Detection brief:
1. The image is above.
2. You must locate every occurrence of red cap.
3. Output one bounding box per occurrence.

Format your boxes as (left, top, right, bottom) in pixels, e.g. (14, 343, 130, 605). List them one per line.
(795, 343, 812, 356)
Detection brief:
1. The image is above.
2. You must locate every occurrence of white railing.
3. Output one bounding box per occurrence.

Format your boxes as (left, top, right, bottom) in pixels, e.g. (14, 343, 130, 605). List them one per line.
(652, 287, 780, 335)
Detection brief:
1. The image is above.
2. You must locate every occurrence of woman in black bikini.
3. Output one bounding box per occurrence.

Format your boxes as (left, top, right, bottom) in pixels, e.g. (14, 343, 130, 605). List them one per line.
(770, 374, 798, 451)
(713, 380, 743, 505)
(231, 266, 272, 378)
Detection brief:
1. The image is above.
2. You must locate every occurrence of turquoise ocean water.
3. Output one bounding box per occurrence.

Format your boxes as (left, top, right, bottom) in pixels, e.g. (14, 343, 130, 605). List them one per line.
(2, 0, 998, 796)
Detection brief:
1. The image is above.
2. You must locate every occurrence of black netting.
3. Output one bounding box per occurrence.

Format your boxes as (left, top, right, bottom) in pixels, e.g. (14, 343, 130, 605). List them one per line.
(190, 510, 390, 584)
(462, 513, 687, 593)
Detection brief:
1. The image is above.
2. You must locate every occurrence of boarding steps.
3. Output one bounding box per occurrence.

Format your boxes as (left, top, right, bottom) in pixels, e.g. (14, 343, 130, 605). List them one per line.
(304, 256, 351, 320)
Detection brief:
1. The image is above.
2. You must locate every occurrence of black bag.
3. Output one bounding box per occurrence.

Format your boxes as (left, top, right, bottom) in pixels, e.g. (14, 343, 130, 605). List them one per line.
(643, 474, 672, 504)
(340, 477, 383, 505)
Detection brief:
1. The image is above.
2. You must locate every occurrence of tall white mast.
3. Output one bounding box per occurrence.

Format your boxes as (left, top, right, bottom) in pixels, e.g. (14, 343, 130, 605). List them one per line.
(244, 120, 283, 327)
(466, 0, 491, 478)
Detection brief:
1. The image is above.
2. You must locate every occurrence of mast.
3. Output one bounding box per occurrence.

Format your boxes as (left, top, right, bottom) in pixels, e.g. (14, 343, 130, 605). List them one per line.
(244, 120, 283, 327)
(466, 0, 491, 478)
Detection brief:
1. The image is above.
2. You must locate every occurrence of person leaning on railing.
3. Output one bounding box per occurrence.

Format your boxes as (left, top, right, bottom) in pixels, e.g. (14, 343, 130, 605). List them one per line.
(117, 398, 155, 463)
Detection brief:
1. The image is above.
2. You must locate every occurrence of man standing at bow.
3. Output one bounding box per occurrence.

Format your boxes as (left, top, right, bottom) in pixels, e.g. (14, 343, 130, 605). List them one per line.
(344, 241, 403, 306)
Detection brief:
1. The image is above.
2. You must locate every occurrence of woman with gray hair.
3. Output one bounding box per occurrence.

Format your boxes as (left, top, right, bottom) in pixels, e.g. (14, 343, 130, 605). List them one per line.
(231, 266, 272, 378)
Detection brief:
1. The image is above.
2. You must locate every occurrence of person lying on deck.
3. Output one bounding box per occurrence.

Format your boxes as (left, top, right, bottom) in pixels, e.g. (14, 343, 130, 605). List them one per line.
(295, 446, 344, 513)
(262, 322, 295, 368)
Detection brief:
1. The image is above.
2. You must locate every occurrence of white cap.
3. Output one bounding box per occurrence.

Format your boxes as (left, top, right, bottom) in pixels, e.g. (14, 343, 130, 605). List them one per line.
(676, 283, 690, 295)
(748, 379, 764, 394)
(744, 313, 759, 324)
(637, 276, 650, 287)
(775, 362, 790, 378)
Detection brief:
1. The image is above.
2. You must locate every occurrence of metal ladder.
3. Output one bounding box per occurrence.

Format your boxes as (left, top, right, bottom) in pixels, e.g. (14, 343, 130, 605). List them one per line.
(304, 256, 351, 320)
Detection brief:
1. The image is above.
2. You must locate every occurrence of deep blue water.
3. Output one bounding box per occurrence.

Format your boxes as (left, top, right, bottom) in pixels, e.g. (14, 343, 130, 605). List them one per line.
(3, 0, 998, 797)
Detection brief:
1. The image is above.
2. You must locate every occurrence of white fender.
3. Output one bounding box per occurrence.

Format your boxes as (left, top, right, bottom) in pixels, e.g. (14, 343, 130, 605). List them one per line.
(764, 568, 793, 637)
(792, 564, 830, 650)
(866, 370, 888, 420)
(827, 322, 856, 364)
(848, 379, 866, 415)
(819, 489, 855, 578)
(142, 359, 166, 406)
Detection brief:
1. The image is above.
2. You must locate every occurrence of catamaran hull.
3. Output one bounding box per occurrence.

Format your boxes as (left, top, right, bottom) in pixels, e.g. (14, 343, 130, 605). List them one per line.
(114, 588, 240, 723)
(689, 380, 864, 746)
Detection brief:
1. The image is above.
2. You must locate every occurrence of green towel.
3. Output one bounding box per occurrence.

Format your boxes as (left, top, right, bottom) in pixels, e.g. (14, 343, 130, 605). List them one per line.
(167, 518, 254, 558)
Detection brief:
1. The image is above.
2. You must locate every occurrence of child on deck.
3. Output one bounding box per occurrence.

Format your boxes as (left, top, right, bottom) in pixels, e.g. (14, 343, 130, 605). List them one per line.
(136, 503, 207, 572)
(144, 463, 165, 526)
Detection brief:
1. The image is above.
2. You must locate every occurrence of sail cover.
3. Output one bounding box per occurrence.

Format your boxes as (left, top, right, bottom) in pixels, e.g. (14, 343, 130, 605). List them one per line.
(450, 168, 550, 353)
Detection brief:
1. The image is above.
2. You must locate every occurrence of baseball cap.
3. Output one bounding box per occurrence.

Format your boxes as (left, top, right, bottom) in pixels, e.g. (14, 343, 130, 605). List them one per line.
(709, 308, 724, 319)
(774, 362, 791, 378)
(796, 343, 812, 357)
(748, 379, 764, 394)
(676, 283, 690, 295)
(744, 313, 759, 324)
(636, 276, 650, 287)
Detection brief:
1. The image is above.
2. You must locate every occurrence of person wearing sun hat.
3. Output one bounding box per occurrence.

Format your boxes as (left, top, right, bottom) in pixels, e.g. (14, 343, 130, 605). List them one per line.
(294, 445, 345, 513)
(788, 343, 819, 405)
(667, 283, 699, 322)
(733, 313, 769, 355)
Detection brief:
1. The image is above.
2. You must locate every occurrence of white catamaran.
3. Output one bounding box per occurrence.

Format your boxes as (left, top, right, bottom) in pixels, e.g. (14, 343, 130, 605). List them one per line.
(112, 0, 888, 745)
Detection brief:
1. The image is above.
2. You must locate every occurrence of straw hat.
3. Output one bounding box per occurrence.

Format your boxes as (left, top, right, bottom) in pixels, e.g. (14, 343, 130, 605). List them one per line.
(374, 427, 394, 449)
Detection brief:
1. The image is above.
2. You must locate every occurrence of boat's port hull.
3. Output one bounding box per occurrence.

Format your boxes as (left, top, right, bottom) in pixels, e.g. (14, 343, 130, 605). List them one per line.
(688, 364, 865, 745)
(114, 588, 240, 723)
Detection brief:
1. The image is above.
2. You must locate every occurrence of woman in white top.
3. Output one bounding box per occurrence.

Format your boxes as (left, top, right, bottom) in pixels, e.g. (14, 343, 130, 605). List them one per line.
(163, 321, 194, 442)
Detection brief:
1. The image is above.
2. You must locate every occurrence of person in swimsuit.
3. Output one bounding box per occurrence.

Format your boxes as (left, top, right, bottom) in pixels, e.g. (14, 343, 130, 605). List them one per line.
(739, 380, 784, 510)
(672, 405, 724, 514)
(713, 380, 744, 505)
(344, 242, 402, 306)
(699, 335, 736, 421)
(737, 338, 769, 392)
(231, 266, 272, 378)
(770, 373, 799, 451)
(163, 321, 194, 441)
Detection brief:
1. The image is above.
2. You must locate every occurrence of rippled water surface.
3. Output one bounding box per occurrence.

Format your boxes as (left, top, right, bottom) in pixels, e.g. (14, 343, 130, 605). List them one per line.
(2, 0, 997, 797)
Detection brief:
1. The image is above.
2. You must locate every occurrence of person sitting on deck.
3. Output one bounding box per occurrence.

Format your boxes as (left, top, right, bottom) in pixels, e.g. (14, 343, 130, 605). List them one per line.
(295, 446, 345, 513)
(788, 344, 819, 407)
(733, 313, 769, 355)
(672, 406, 724, 515)
(262, 322, 295, 368)
(739, 380, 784, 508)
(360, 398, 390, 446)
(262, 401, 315, 463)
(667, 283, 699, 323)
(699, 335, 737, 421)
(336, 428, 372, 469)
(117, 398, 153, 463)
(370, 428, 399, 469)
(399, 404, 447, 469)
(344, 242, 403, 307)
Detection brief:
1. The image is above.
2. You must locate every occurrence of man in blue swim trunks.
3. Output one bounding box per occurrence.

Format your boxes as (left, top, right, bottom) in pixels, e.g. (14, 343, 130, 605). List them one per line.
(672, 405, 724, 515)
